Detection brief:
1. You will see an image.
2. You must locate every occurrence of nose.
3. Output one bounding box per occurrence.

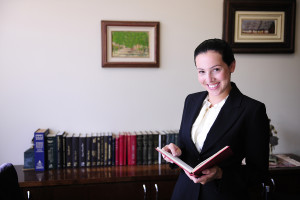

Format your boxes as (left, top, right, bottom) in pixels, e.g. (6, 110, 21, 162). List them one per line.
(206, 72, 214, 82)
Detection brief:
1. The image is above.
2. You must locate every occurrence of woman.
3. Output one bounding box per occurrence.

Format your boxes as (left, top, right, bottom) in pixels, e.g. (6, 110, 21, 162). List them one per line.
(162, 39, 270, 200)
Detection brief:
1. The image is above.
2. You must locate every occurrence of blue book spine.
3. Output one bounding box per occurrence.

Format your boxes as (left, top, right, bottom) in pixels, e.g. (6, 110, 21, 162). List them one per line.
(34, 129, 49, 171)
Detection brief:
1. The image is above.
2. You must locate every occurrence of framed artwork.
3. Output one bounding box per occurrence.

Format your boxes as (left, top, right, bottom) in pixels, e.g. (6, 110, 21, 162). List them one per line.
(101, 21, 160, 67)
(223, 0, 296, 53)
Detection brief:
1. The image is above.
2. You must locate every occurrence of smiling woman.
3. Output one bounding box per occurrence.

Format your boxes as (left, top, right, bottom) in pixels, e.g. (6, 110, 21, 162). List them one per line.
(161, 38, 270, 200)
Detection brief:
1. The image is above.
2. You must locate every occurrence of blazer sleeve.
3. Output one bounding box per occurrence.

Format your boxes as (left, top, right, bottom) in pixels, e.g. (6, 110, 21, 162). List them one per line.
(219, 102, 270, 194)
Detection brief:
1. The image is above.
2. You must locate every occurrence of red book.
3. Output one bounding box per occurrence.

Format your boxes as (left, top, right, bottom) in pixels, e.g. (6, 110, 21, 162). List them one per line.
(156, 146, 233, 177)
(127, 133, 137, 165)
(127, 133, 132, 165)
(119, 133, 124, 166)
(131, 133, 137, 165)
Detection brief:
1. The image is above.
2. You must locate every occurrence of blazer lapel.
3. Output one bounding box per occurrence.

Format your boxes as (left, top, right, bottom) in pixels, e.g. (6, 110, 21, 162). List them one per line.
(201, 83, 244, 154)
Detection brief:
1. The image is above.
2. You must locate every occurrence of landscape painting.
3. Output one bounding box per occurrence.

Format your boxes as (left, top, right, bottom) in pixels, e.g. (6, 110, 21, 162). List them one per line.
(101, 20, 159, 67)
(111, 31, 150, 58)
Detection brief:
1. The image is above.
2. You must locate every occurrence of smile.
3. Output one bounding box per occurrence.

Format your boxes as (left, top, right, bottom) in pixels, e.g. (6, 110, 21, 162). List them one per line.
(208, 83, 219, 89)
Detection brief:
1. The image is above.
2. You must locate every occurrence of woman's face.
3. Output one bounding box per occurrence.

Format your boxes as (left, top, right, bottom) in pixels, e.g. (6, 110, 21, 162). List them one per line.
(195, 50, 235, 102)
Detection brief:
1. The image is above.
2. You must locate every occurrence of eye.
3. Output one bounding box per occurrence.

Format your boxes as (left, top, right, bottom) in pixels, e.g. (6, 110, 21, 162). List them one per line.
(213, 67, 221, 73)
(198, 70, 205, 74)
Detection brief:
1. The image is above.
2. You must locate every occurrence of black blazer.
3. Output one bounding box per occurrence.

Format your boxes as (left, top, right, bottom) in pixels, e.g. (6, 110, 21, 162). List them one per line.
(171, 82, 270, 200)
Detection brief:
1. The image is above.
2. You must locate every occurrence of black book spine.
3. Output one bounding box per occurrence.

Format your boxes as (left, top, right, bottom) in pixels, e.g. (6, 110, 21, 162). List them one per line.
(147, 132, 153, 165)
(136, 133, 143, 165)
(111, 134, 115, 166)
(86, 134, 92, 167)
(142, 132, 148, 165)
(72, 134, 79, 168)
(91, 133, 97, 167)
(107, 133, 112, 166)
(66, 133, 73, 168)
(79, 134, 86, 168)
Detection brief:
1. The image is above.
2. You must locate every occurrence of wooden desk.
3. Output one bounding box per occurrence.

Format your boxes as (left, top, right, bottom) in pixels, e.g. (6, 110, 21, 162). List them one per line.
(268, 154, 300, 199)
(16, 154, 300, 200)
(16, 164, 180, 200)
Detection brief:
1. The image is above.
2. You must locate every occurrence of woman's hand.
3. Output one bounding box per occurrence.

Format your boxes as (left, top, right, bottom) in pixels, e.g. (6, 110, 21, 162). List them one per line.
(184, 165, 223, 185)
(161, 143, 182, 163)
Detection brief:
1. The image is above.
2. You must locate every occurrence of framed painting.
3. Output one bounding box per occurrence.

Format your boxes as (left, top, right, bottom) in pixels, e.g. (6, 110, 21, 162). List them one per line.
(223, 0, 296, 53)
(101, 21, 160, 67)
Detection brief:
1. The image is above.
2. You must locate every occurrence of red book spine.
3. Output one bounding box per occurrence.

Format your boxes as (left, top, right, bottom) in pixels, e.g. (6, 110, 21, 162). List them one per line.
(124, 133, 127, 165)
(119, 133, 124, 166)
(131, 134, 137, 165)
(127, 133, 132, 165)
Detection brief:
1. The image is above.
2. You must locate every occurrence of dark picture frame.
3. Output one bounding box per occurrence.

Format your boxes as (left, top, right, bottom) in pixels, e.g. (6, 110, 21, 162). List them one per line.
(101, 21, 160, 67)
(223, 0, 296, 53)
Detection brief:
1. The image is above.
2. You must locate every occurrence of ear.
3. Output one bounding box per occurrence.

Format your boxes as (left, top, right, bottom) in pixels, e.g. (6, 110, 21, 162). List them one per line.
(229, 61, 236, 73)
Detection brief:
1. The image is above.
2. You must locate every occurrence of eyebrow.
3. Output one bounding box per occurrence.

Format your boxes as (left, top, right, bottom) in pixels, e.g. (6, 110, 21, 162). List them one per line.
(197, 64, 222, 70)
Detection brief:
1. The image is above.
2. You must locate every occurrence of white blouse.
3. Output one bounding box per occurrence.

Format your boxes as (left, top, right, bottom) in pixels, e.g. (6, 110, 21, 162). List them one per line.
(191, 95, 228, 153)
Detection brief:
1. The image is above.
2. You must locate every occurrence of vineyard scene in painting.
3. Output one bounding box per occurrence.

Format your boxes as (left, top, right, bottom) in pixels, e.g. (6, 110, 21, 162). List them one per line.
(111, 31, 149, 58)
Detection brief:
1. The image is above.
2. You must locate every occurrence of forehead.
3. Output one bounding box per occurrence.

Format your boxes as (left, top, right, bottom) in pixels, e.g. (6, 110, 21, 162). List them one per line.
(195, 51, 224, 68)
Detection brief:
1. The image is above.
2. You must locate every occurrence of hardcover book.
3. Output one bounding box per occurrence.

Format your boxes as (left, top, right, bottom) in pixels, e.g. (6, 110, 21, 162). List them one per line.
(72, 133, 79, 168)
(156, 146, 233, 177)
(65, 133, 73, 168)
(91, 133, 97, 167)
(86, 133, 92, 167)
(46, 131, 58, 169)
(34, 128, 49, 171)
(56, 131, 65, 169)
(136, 132, 143, 165)
(79, 133, 86, 167)
(142, 131, 148, 165)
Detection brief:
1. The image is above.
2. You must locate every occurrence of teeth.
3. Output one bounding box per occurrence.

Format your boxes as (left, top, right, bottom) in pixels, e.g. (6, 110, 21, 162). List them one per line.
(208, 83, 218, 88)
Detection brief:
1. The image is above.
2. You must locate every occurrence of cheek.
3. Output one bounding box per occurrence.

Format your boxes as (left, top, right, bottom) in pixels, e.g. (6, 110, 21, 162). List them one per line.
(197, 76, 206, 84)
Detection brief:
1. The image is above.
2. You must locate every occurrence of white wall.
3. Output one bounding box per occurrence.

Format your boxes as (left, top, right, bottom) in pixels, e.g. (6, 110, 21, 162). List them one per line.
(0, 0, 299, 165)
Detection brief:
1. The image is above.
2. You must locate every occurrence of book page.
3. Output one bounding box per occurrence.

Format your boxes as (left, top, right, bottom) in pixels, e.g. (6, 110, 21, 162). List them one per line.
(156, 147, 194, 173)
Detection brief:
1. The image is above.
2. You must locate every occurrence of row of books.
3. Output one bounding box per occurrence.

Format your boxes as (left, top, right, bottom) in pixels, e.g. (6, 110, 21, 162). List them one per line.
(33, 128, 179, 171)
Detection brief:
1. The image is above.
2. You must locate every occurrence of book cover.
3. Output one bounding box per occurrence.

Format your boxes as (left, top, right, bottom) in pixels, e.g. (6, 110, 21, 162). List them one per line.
(119, 133, 125, 166)
(34, 128, 49, 171)
(111, 133, 116, 166)
(136, 132, 143, 165)
(158, 131, 167, 164)
(147, 131, 153, 165)
(72, 133, 79, 168)
(46, 131, 58, 169)
(56, 131, 65, 169)
(115, 133, 120, 166)
(97, 133, 102, 166)
(91, 133, 97, 167)
(152, 131, 159, 165)
(130, 133, 136, 165)
(142, 131, 148, 165)
(79, 133, 86, 167)
(24, 147, 34, 170)
(62, 132, 67, 168)
(86, 133, 92, 167)
(103, 133, 108, 166)
(156, 146, 233, 177)
(65, 133, 73, 168)
(107, 132, 112, 166)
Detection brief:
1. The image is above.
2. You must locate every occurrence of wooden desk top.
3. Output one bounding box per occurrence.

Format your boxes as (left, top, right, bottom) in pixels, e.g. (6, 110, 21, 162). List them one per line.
(16, 164, 180, 188)
(16, 154, 300, 188)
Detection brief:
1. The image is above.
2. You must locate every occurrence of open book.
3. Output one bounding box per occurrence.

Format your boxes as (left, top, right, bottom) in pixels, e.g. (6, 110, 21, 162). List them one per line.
(156, 146, 233, 177)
